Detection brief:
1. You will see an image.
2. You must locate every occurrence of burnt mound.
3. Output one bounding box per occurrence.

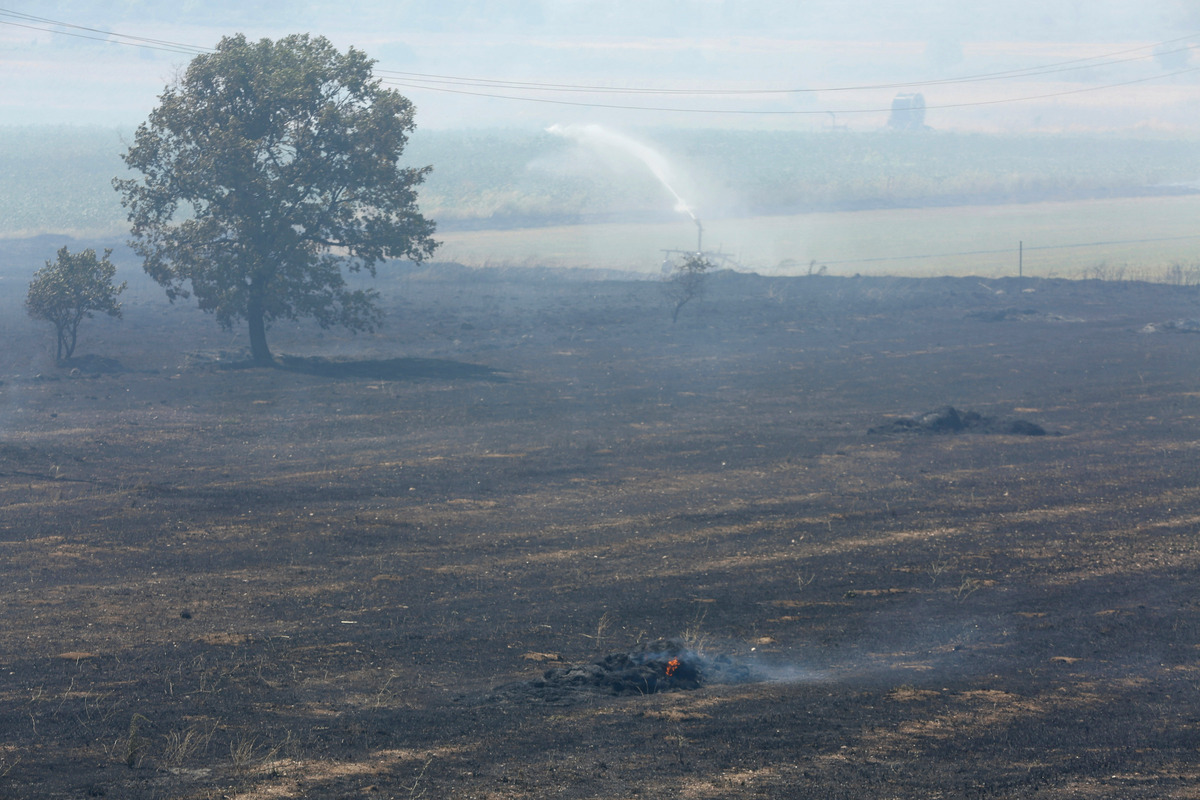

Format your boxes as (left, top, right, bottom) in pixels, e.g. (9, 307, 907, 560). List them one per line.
(1141, 318, 1200, 334)
(869, 405, 1047, 436)
(488, 639, 757, 704)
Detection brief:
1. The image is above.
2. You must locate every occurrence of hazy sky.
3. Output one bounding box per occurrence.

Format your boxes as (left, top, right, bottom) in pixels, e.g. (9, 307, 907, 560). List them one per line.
(2, 1, 1198, 132)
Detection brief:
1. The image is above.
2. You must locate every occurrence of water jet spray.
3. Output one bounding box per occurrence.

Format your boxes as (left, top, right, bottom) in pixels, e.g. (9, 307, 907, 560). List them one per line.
(546, 123, 698, 223)
(547, 123, 740, 271)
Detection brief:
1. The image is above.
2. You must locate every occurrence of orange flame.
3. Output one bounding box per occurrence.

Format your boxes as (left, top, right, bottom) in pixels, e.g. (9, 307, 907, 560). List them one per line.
(665, 658, 681, 677)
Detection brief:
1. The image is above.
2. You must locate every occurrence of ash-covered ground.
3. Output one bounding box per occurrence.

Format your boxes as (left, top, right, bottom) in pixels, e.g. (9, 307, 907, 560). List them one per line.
(3, 253, 1200, 798)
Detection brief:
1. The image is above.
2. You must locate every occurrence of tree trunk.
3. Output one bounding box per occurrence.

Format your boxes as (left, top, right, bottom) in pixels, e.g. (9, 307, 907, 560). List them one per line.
(247, 296, 273, 365)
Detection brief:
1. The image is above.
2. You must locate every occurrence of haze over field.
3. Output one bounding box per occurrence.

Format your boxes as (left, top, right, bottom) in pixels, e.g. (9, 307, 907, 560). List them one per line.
(2, 2, 1200, 276)
(3, 1, 1199, 132)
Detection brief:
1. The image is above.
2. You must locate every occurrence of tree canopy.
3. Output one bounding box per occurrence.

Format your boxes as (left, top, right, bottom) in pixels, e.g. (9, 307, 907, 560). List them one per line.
(114, 33, 438, 364)
(26, 246, 125, 363)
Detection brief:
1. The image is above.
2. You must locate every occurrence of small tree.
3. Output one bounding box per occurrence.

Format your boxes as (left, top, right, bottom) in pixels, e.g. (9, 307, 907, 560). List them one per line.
(26, 246, 126, 363)
(663, 253, 712, 323)
(114, 33, 438, 365)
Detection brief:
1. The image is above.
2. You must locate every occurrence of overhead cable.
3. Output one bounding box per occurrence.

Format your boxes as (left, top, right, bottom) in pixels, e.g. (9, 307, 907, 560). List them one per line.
(375, 34, 1199, 95)
(0, 9, 211, 55)
(381, 65, 1200, 115)
(2, 7, 1196, 115)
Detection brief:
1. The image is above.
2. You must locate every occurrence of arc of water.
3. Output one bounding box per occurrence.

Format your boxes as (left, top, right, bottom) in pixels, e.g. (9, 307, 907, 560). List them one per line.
(546, 123, 697, 221)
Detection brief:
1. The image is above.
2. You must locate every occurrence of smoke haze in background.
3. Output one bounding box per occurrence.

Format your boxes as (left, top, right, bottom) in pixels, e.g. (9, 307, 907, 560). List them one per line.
(2, 0, 1198, 132)
(4, 1, 1200, 275)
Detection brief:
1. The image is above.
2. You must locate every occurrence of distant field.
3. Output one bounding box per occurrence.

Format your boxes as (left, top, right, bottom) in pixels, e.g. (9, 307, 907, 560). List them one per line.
(4, 125, 1200, 280)
(436, 194, 1200, 279)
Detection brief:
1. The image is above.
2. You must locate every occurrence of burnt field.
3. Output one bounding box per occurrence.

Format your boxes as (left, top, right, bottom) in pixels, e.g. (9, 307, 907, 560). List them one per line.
(3, 260, 1200, 798)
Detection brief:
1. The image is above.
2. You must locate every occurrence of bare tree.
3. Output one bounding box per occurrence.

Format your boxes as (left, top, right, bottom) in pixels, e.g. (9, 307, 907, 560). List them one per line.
(663, 253, 712, 323)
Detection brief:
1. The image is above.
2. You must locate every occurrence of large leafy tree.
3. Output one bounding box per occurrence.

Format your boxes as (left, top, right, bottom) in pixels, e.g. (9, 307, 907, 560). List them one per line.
(115, 33, 437, 364)
(26, 246, 125, 363)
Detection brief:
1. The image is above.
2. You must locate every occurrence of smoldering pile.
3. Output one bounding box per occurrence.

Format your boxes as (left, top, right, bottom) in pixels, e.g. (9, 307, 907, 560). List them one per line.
(869, 405, 1047, 436)
(1140, 318, 1200, 334)
(488, 639, 759, 704)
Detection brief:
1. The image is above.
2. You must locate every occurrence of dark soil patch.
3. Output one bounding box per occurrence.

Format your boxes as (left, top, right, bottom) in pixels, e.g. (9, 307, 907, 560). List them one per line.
(275, 354, 506, 381)
(60, 353, 125, 374)
(967, 306, 1041, 322)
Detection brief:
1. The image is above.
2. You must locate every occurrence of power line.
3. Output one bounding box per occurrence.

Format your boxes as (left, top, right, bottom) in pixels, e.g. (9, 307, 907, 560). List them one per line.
(380, 47, 1186, 95)
(375, 34, 1200, 95)
(381, 65, 1200, 115)
(2, 7, 1196, 116)
(0, 9, 211, 55)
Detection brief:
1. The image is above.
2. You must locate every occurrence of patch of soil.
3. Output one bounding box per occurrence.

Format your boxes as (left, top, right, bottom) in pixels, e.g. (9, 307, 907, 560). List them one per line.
(966, 306, 1082, 323)
(60, 353, 125, 374)
(275, 354, 506, 381)
(967, 306, 1040, 322)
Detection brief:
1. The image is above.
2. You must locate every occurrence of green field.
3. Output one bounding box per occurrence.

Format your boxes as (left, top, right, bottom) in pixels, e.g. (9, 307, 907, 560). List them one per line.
(437, 194, 1200, 279)
(3, 125, 1199, 280)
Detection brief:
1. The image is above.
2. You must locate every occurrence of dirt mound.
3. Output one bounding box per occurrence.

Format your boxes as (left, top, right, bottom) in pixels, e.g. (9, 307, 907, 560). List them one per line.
(869, 405, 1047, 436)
(489, 640, 758, 704)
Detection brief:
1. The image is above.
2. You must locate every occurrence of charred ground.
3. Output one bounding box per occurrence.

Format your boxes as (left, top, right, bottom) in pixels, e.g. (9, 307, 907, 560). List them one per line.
(2, 256, 1200, 798)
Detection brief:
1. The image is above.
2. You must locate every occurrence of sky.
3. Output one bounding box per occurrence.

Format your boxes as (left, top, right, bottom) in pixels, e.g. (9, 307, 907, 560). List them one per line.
(2, 1, 1199, 133)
